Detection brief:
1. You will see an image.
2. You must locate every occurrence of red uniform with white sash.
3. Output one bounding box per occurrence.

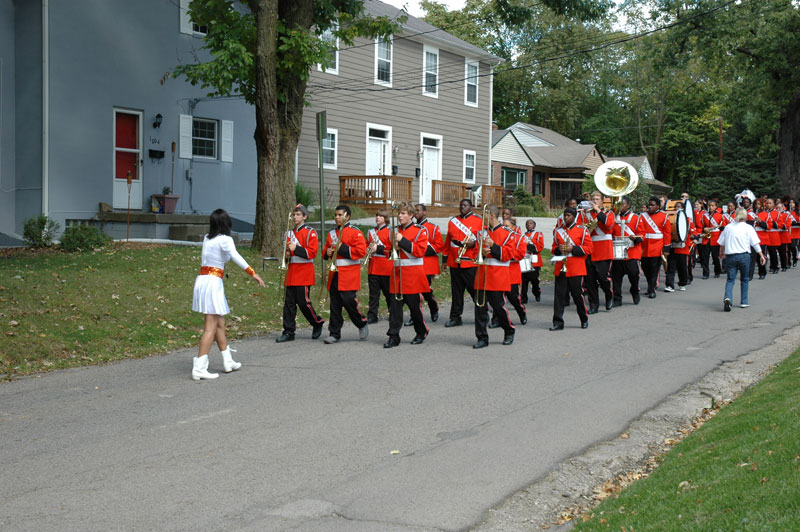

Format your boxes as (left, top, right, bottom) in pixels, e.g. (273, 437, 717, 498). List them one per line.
(552, 224, 593, 276)
(418, 218, 444, 275)
(612, 211, 643, 260)
(636, 211, 671, 257)
(389, 222, 430, 294)
(284, 224, 318, 286)
(322, 223, 366, 291)
(525, 230, 544, 267)
(587, 210, 616, 261)
(444, 213, 483, 268)
(367, 225, 393, 276)
(474, 225, 515, 292)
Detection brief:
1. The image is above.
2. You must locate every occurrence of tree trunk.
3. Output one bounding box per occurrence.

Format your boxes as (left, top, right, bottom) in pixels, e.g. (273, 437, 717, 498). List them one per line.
(250, 0, 312, 257)
(777, 87, 800, 198)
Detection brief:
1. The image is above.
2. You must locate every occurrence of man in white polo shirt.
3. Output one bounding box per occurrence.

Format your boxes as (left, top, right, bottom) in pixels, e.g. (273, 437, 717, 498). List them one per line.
(718, 207, 766, 311)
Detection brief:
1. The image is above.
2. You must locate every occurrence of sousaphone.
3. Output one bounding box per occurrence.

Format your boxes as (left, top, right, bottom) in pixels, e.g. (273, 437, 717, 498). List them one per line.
(593, 160, 640, 260)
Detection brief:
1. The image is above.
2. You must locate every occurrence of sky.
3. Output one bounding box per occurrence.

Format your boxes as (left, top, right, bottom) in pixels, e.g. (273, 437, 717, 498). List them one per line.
(380, 0, 465, 18)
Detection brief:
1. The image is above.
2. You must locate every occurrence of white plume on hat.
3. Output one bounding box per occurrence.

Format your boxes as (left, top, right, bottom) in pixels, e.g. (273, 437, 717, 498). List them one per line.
(735, 189, 756, 205)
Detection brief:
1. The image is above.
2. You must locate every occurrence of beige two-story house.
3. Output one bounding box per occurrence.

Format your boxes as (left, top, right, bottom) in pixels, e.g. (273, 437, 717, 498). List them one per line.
(296, 0, 503, 212)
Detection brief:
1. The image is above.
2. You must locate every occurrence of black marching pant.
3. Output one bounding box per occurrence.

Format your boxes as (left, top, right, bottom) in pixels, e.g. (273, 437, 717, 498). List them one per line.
(422, 274, 439, 314)
(282, 285, 324, 335)
(367, 274, 391, 322)
(552, 274, 587, 327)
(449, 266, 477, 319)
(611, 259, 640, 302)
(521, 268, 541, 302)
(328, 274, 367, 339)
(767, 244, 779, 272)
(666, 252, 689, 288)
(475, 290, 514, 342)
(697, 243, 710, 277)
(641, 256, 662, 294)
(750, 249, 759, 280)
(779, 242, 789, 270)
(791, 239, 798, 265)
(710, 245, 722, 276)
(505, 284, 526, 321)
(387, 293, 428, 341)
(585, 257, 613, 309)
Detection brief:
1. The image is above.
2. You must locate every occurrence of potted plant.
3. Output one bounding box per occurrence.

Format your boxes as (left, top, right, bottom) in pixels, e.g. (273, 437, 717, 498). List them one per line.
(153, 186, 180, 214)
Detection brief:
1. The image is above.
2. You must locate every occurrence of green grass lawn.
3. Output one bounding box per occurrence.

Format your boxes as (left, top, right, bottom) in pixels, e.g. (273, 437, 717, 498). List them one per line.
(0, 243, 553, 378)
(573, 346, 800, 531)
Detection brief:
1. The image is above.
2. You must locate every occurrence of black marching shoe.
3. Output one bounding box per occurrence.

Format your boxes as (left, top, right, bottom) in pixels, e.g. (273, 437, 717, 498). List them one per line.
(488, 319, 500, 329)
(702, 275, 709, 279)
(580, 321, 589, 329)
(647, 292, 657, 299)
(518, 314, 527, 325)
(311, 323, 324, 339)
(535, 294, 541, 302)
(632, 293, 641, 305)
(275, 333, 294, 343)
(444, 317, 462, 327)
(759, 274, 766, 280)
(587, 306, 599, 315)
(430, 310, 439, 322)
(612, 299, 622, 308)
(521, 297, 528, 304)
(383, 337, 401, 348)
(502, 333, 514, 345)
(367, 317, 379, 324)
(473, 339, 489, 349)
(714, 273, 721, 278)
(410, 335, 426, 345)
(605, 299, 614, 311)
(549, 324, 564, 331)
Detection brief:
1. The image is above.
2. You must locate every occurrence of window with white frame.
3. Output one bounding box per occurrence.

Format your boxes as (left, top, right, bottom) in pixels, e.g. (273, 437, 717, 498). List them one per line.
(465, 60, 478, 106)
(322, 128, 337, 169)
(501, 167, 527, 190)
(318, 25, 339, 74)
(375, 37, 392, 86)
(192, 118, 218, 159)
(192, 23, 208, 35)
(423, 46, 439, 97)
(179, 115, 233, 162)
(179, 0, 207, 36)
(463, 150, 476, 182)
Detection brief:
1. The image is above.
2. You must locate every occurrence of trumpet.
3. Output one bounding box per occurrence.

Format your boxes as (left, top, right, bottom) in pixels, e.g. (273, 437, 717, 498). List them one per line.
(362, 241, 377, 268)
(455, 232, 474, 264)
(319, 223, 342, 306)
(475, 204, 490, 307)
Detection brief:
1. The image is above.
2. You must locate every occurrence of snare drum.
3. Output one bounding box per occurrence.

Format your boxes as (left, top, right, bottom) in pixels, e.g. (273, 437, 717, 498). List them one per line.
(519, 256, 533, 273)
(667, 209, 688, 243)
(612, 236, 630, 260)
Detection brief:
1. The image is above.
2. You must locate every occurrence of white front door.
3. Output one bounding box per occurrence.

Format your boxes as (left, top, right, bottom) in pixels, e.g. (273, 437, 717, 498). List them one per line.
(420, 134, 441, 204)
(112, 109, 143, 209)
(366, 138, 387, 175)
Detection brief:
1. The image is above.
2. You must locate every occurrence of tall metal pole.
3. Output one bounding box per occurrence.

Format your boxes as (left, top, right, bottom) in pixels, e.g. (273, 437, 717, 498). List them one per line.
(316, 111, 327, 300)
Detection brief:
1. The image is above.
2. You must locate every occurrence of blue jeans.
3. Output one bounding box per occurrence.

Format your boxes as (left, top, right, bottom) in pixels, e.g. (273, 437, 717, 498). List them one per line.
(724, 253, 750, 305)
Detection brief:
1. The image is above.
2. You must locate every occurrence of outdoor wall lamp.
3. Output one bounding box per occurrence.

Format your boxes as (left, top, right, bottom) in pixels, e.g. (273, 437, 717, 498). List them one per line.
(153, 114, 163, 128)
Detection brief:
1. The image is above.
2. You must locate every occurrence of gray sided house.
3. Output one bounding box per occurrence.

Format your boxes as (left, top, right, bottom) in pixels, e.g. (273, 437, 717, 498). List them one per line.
(0, 0, 499, 242)
(298, 0, 502, 212)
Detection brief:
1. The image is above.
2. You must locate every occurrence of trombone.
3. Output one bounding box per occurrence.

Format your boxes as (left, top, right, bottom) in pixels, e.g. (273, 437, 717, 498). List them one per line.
(475, 204, 490, 307)
(389, 205, 403, 301)
(278, 210, 293, 307)
(318, 222, 341, 306)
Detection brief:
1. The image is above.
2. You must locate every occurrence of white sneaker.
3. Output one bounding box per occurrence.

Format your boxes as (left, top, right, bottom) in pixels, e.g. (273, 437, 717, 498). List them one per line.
(192, 354, 219, 381)
(221, 347, 241, 373)
(664, 286, 675, 292)
(678, 286, 686, 291)
(740, 304, 750, 308)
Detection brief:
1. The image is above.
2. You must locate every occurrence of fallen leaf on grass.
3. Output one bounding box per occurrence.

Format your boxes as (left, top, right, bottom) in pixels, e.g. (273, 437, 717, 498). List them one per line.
(9, 320, 19, 327)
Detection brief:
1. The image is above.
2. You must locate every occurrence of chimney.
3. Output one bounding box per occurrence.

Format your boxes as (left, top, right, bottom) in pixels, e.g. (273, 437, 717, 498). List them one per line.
(491, 121, 499, 131)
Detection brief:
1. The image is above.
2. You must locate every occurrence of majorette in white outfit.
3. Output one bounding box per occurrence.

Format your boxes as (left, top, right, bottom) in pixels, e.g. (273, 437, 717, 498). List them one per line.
(192, 234, 254, 315)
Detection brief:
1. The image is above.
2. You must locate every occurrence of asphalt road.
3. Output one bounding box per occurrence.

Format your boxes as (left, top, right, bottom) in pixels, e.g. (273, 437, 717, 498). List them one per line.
(2, 265, 798, 532)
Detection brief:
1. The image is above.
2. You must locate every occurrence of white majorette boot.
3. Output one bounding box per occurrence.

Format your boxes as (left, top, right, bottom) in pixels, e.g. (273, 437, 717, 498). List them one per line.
(192, 354, 219, 381)
(221, 347, 241, 373)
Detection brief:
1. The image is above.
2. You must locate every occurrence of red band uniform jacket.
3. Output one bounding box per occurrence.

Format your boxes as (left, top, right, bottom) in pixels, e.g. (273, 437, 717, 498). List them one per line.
(389, 222, 430, 294)
(778, 211, 792, 244)
(637, 211, 671, 258)
(367, 225, 393, 277)
(696, 210, 712, 245)
(790, 211, 800, 240)
(587, 210, 617, 261)
(552, 224, 593, 276)
(419, 218, 444, 276)
(508, 229, 527, 285)
(525, 230, 545, 267)
(284, 224, 318, 286)
(765, 209, 780, 247)
(475, 225, 515, 292)
(612, 211, 643, 260)
(322, 223, 366, 291)
(708, 209, 724, 246)
(444, 212, 483, 268)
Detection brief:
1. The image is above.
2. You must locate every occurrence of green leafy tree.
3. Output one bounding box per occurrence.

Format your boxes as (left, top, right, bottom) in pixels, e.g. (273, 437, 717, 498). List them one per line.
(173, 0, 401, 255)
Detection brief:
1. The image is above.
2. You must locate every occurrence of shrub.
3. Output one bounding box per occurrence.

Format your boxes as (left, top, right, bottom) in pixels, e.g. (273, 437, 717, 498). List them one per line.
(23, 215, 60, 248)
(60, 225, 111, 252)
(296, 182, 316, 207)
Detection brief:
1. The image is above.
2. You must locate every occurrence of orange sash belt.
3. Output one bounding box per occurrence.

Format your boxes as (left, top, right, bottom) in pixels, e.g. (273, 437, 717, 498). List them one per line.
(199, 266, 225, 278)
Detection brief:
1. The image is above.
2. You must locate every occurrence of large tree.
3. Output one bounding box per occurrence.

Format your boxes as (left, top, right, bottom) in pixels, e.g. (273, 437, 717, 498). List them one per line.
(174, 0, 401, 255)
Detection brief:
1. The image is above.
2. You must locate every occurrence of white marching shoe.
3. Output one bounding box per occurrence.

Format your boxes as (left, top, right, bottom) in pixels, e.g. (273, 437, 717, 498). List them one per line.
(221, 347, 242, 373)
(192, 354, 219, 381)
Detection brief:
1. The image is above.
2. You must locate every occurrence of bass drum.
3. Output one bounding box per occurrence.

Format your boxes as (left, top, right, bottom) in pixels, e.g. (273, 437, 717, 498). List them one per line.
(667, 209, 688, 243)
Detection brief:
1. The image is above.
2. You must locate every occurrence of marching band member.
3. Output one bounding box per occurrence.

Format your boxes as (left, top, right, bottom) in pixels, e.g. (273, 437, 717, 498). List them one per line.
(384, 203, 430, 348)
(276, 204, 325, 343)
(763, 198, 781, 274)
(473, 205, 516, 349)
(322, 205, 369, 344)
(707, 199, 724, 278)
(754, 198, 770, 279)
(665, 206, 695, 292)
(443, 199, 483, 327)
(366, 208, 392, 324)
(777, 200, 791, 271)
(503, 217, 528, 325)
(788, 199, 799, 267)
(584, 190, 616, 313)
(550, 207, 593, 331)
(610, 197, 643, 306)
(554, 197, 585, 232)
(740, 195, 760, 280)
(637, 196, 671, 298)
(521, 219, 543, 304)
(413, 203, 444, 322)
(695, 201, 712, 279)
(191, 209, 264, 380)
